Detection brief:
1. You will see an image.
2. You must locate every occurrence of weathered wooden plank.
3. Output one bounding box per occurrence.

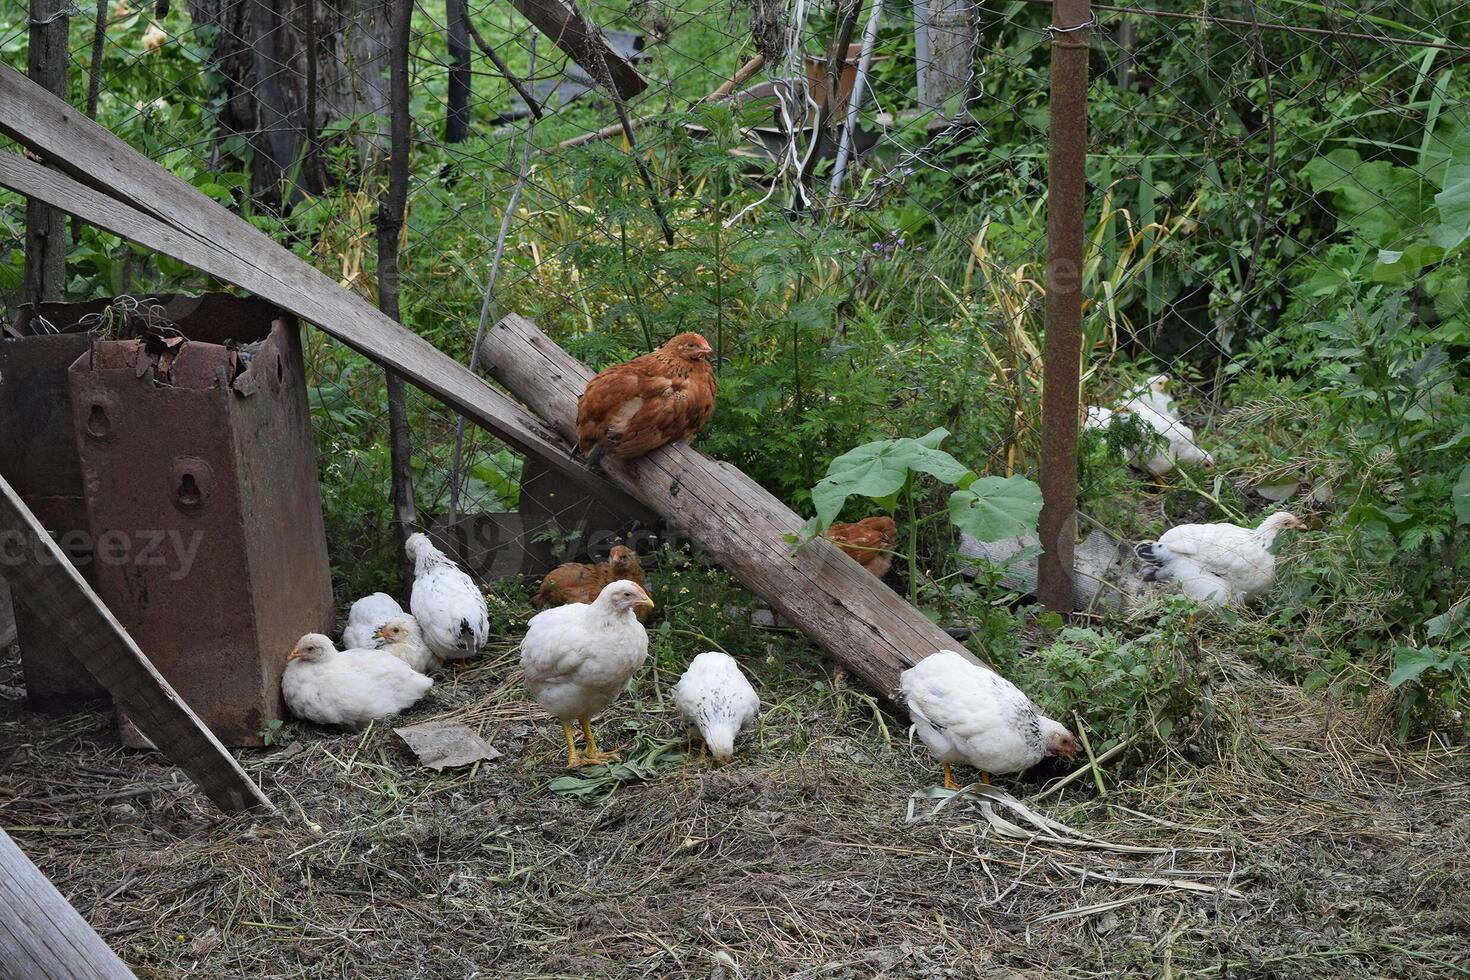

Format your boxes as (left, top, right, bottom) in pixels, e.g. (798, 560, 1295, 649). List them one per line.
(481, 314, 978, 703)
(508, 0, 647, 100)
(0, 64, 648, 519)
(0, 474, 271, 813)
(0, 576, 14, 649)
(0, 829, 137, 980)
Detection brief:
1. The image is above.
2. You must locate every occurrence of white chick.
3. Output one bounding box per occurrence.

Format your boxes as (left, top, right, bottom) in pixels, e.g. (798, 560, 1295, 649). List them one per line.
(405, 532, 489, 662)
(901, 650, 1078, 788)
(520, 579, 653, 768)
(282, 633, 431, 730)
(368, 616, 437, 673)
(342, 592, 405, 651)
(674, 651, 760, 764)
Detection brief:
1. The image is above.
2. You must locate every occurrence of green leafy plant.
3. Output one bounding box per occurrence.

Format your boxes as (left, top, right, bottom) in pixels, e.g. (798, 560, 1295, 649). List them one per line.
(545, 736, 685, 803)
(800, 427, 1041, 604)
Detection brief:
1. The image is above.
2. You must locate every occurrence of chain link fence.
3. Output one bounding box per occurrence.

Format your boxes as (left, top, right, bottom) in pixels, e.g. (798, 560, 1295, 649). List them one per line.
(2, 0, 1466, 609)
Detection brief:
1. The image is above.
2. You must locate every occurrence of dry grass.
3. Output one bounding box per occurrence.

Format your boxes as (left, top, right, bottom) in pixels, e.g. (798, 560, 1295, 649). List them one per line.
(2, 633, 1469, 979)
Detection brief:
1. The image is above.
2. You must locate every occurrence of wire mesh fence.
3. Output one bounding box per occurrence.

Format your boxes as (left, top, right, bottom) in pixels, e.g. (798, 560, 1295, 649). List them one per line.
(1, 0, 1467, 608)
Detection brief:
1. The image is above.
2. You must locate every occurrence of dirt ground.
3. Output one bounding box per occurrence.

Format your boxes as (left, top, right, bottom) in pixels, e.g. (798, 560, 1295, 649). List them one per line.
(3, 634, 1469, 980)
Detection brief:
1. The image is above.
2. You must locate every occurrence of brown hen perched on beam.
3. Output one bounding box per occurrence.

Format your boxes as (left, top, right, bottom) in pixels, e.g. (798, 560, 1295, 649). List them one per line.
(576, 332, 717, 466)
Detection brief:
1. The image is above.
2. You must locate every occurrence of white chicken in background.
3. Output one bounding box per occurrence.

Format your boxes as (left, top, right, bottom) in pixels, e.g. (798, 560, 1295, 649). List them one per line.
(900, 650, 1078, 789)
(521, 579, 654, 769)
(1135, 511, 1305, 606)
(341, 592, 405, 651)
(282, 633, 432, 730)
(1122, 373, 1177, 418)
(368, 616, 437, 673)
(674, 651, 760, 764)
(405, 532, 489, 662)
(1121, 399, 1215, 476)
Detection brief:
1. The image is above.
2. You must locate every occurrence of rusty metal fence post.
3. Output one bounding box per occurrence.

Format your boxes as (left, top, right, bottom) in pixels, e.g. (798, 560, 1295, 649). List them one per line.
(1037, 0, 1091, 613)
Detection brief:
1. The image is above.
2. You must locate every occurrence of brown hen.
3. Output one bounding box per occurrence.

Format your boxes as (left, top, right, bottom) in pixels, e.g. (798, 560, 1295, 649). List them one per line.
(826, 516, 898, 578)
(576, 332, 717, 465)
(532, 545, 651, 620)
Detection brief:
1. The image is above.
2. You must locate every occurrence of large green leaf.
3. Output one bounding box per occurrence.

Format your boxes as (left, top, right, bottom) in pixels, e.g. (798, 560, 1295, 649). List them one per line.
(1453, 462, 1470, 526)
(1432, 127, 1470, 251)
(1387, 645, 1447, 688)
(947, 475, 1044, 543)
(1304, 149, 1426, 245)
(811, 429, 970, 527)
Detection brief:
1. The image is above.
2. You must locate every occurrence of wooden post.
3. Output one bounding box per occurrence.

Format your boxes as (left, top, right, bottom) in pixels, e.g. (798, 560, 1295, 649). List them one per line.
(1037, 0, 1090, 612)
(481, 314, 983, 703)
(24, 0, 68, 305)
(0, 475, 272, 812)
(0, 828, 136, 979)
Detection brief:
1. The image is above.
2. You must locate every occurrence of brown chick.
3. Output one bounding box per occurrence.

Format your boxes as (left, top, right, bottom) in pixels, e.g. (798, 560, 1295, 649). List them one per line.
(532, 545, 651, 621)
(576, 332, 717, 466)
(826, 516, 898, 578)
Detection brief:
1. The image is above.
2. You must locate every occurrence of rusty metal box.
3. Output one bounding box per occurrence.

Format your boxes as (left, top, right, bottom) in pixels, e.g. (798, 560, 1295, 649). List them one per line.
(62, 294, 333, 746)
(0, 310, 111, 711)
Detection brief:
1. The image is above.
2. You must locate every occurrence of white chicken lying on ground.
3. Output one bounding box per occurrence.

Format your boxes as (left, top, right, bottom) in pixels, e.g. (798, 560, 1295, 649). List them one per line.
(674, 651, 760, 764)
(1135, 511, 1305, 606)
(283, 634, 432, 730)
(405, 532, 489, 662)
(342, 591, 404, 651)
(368, 616, 437, 673)
(520, 579, 654, 769)
(900, 650, 1078, 789)
(1086, 376, 1214, 479)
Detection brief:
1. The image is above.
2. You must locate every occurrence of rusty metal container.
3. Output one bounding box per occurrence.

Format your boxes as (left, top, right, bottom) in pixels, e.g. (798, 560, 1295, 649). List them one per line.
(62, 294, 333, 746)
(0, 306, 110, 711)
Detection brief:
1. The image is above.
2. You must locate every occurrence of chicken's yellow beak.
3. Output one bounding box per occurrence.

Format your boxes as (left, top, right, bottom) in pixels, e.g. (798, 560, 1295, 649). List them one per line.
(637, 593, 656, 611)
(371, 626, 387, 642)
(286, 647, 303, 662)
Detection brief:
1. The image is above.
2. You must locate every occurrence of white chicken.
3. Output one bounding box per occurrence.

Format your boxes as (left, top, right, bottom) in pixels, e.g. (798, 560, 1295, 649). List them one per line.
(282, 633, 432, 730)
(1135, 511, 1305, 606)
(520, 579, 654, 768)
(368, 616, 437, 673)
(1121, 399, 1215, 476)
(1122, 373, 1177, 418)
(674, 651, 760, 764)
(405, 532, 489, 662)
(341, 592, 405, 651)
(900, 650, 1077, 788)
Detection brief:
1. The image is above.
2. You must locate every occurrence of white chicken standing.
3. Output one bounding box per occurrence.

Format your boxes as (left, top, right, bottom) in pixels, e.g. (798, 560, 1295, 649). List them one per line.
(282, 633, 432, 730)
(1121, 399, 1215, 476)
(341, 592, 405, 651)
(1135, 511, 1305, 606)
(520, 579, 654, 768)
(368, 616, 437, 673)
(674, 651, 760, 764)
(405, 532, 489, 662)
(900, 650, 1078, 789)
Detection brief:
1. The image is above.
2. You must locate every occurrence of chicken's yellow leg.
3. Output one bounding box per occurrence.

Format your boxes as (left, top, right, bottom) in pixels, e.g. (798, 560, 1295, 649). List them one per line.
(981, 772, 991, 786)
(579, 718, 622, 765)
(561, 722, 583, 769)
(698, 738, 707, 763)
(942, 763, 959, 790)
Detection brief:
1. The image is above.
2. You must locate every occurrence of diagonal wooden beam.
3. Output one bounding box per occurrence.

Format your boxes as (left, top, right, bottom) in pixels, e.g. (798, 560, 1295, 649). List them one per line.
(0, 63, 649, 521)
(507, 0, 647, 100)
(0, 475, 271, 813)
(481, 314, 981, 705)
(0, 828, 137, 979)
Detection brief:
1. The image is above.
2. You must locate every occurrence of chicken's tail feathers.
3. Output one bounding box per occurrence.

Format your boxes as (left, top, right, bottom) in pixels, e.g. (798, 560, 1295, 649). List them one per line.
(1135, 541, 1169, 580)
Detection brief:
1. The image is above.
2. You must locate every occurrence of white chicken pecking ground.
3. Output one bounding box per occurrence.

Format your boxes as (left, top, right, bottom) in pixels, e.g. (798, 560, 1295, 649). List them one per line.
(1135, 511, 1305, 607)
(405, 532, 490, 663)
(674, 651, 760, 764)
(368, 616, 437, 673)
(341, 591, 405, 651)
(520, 579, 654, 769)
(282, 633, 433, 730)
(901, 650, 1078, 789)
